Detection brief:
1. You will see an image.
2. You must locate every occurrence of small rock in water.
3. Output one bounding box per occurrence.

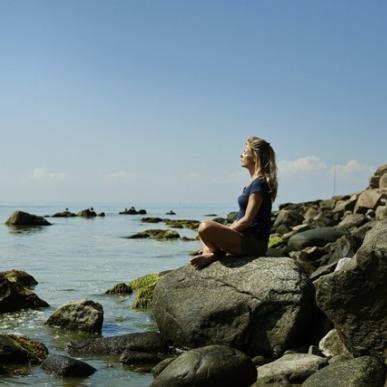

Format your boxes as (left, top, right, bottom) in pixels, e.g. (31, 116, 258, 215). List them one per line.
(41, 354, 96, 377)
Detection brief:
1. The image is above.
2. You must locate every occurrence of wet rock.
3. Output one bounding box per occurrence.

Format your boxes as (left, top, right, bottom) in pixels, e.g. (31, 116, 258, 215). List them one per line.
(315, 221, 387, 359)
(318, 329, 352, 358)
(0, 270, 38, 288)
(52, 210, 77, 218)
(256, 353, 327, 383)
(98, 212, 105, 217)
(128, 229, 180, 241)
(119, 206, 147, 215)
(150, 345, 257, 387)
(287, 227, 343, 251)
(152, 257, 315, 356)
(46, 299, 103, 333)
(0, 334, 48, 364)
(41, 354, 96, 377)
(105, 282, 132, 294)
(67, 332, 167, 357)
(152, 357, 176, 376)
(119, 350, 160, 364)
(141, 217, 164, 223)
(5, 211, 51, 226)
(301, 356, 385, 387)
(0, 275, 49, 313)
(164, 219, 200, 230)
(165, 210, 176, 215)
(77, 209, 97, 218)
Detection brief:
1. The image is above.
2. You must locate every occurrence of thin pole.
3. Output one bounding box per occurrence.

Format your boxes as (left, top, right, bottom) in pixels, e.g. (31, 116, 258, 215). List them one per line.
(333, 164, 336, 196)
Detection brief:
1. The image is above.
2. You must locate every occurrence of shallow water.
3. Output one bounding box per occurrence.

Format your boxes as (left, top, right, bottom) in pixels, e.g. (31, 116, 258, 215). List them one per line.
(0, 202, 234, 386)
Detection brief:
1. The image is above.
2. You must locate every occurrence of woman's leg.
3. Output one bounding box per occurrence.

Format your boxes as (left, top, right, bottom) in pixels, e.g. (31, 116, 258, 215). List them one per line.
(190, 220, 242, 269)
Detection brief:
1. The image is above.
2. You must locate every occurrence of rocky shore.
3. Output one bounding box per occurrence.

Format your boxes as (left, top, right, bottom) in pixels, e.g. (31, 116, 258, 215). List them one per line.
(1, 164, 387, 386)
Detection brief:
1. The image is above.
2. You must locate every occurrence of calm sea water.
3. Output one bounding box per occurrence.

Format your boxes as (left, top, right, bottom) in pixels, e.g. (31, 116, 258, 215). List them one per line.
(0, 202, 234, 386)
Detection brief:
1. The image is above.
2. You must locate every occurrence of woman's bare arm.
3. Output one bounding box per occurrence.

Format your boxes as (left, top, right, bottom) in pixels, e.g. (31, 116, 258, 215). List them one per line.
(229, 192, 263, 232)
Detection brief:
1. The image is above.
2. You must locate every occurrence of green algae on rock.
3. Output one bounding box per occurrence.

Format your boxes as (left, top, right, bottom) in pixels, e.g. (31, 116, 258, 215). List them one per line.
(128, 229, 180, 241)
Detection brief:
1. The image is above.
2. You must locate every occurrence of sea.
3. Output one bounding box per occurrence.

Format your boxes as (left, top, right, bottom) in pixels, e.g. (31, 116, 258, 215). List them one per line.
(0, 202, 235, 386)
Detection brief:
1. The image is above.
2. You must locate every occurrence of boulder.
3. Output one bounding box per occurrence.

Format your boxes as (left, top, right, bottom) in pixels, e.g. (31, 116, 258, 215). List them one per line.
(0, 276, 49, 313)
(0, 334, 48, 364)
(379, 172, 387, 189)
(273, 209, 303, 230)
(77, 209, 97, 218)
(354, 189, 385, 213)
(0, 269, 38, 288)
(287, 227, 343, 251)
(256, 353, 327, 383)
(5, 211, 51, 226)
(301, 356, 385, 387)
(150, 345, 257, 387)
(375, 205, 387, 221)
(315, 221, 387, 359)
(46, 299, 103, 333)
(128, 229, 180, 240)
(152, 257, 315, 356)
(67, 332, 167, 357)
(318, 329, 352, 358)
(333, 195, 357, 213)
(164, 219, 200, 230)
(52, 210, 77, 217)
(41, 354, 96, 377)
(337, 213, 367, 230)
(120, 350, 160, 364)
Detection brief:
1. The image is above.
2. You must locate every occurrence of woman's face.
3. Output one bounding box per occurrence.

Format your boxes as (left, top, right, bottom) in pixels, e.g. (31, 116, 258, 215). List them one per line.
(240, 144, 255, 169)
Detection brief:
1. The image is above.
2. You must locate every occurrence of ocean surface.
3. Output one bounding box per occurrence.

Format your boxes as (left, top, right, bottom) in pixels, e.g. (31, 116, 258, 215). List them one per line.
(0, 202, 235, 386)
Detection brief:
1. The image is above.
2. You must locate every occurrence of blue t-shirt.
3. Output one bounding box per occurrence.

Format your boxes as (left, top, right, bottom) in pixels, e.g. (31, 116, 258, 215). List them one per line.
(237, 177, 272, 241)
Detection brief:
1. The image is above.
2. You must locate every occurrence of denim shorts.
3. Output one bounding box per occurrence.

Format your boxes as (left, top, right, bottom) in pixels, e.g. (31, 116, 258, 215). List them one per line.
(239, 230, 268, 257)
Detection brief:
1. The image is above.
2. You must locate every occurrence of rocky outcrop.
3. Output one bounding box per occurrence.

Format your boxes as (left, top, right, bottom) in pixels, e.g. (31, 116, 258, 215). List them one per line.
(51, 210, 77, 217)
(0, 273, 49, 313)
(67, 332, 167, 357)
(301, 356, 385, 387)
(119, 206, 147, 215)
(128, 229, 180, 241)
(152, 257, 315, 356)
(0, 334, 48, 364)
(77, 208, 97, 218)
(318, 329, 352, 358)
(0, 269, 38, 288)
(46, 299, 103, 333)
(150, 345, 257, 387)
(5, 211, 51, 226)
(41, 354, 96, 377)
(315, 221, 387, 359)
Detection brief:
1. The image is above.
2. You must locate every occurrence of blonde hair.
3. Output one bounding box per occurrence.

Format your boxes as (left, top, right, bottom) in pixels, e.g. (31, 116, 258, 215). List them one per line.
(246, 136, 278, 202)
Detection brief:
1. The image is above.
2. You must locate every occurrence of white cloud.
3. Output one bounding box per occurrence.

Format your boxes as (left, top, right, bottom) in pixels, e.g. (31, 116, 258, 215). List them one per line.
(104, 171, 145, 182)
(330, 160, 375, 181)
(278, 156, 327, 177)
(31, 168, 68, 182)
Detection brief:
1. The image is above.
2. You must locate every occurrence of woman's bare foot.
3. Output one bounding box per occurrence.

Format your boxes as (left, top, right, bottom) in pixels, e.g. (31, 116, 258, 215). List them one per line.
(190, 253, 218, 270)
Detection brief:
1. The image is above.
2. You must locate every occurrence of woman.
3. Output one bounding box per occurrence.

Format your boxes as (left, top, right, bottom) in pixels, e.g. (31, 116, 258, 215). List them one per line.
(191, 136, 278, 269)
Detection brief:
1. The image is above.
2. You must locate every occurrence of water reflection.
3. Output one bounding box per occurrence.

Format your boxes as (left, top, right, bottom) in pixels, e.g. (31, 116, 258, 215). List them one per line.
(6, 225, 49, 236)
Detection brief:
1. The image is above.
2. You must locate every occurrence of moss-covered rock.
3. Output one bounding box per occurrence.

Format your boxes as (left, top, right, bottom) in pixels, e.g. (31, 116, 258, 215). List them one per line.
(105, 282, 133, 294)
(164, 219, 200, 230)
(129, 273, 161, 310)
(128, 229, 180, 241)
(268, 234, 285, 248)
(0, 270, 38, 288)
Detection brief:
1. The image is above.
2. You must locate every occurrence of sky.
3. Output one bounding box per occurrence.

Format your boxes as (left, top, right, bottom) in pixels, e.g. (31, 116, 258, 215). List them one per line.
(0, 0, 386, 209)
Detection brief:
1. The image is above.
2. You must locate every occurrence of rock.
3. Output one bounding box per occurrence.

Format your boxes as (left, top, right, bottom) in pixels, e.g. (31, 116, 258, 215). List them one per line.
(67, 332, 167, 357)
(41, 354, 96, 377)
(5, 211, 51, 226)
(288, 227, 343, 251)
(165, 210, 176, 215)
(129, 273, 161, 309)
(309, 262, 338, 281)
(273, 209, 304, 230)
(105, 282, 133, 294)
(46, 299, 103, 333)
(227, 211, 238, 223)
(150, 345, 257, 387)
(337, 213, 367, 230)
(0, 334, 48, 364)
(128, 229, 180, 240)
(379, 172, 387, 189)
(119, 350, 160, 364)
(52, 210, 77, 217)
(152, 257, 315, 356)
(315, 221, 387, 359)
(142, 217, 164, 223)
(98, 212, 105, 217)
(334, 257, 352, 271)
(119, 206, 147, 215)
(375, 205, 387, 221)
(301, 356, 385, 387)
(164, 219, 200, 230)
(152, 357, 176, 376)
(318, 329, 352, 358)
(303, 207, 319, 223)
(256, 353, 328, 383)
(0, 275, 49, 313)
(354, 189, 385, 213)
(252, 374, 293, 386)
(368, 164, 387, 189)
(77, 209, 97, 218)
(212, 217, 228, 224)
(333, 195, 357, 213)
(0, 270, 38, 288)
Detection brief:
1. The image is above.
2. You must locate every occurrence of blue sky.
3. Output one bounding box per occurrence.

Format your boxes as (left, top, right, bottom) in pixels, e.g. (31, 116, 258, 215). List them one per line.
(0, 1, 386, 208)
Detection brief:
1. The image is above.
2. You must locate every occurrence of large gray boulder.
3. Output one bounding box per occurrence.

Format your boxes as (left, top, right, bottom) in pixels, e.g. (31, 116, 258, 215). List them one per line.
(46, 299, 103, 333)
(150, 345, 257, 387)
(315, 221, 387, 359)
(152, 257, 315, 356)
(288, 227, 343, 251)
(5, 211, 51, 226)
(301, 356, 385, 387)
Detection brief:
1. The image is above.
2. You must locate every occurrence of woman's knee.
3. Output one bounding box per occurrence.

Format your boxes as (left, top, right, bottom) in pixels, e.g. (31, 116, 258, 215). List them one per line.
(198, 220, 217, 235)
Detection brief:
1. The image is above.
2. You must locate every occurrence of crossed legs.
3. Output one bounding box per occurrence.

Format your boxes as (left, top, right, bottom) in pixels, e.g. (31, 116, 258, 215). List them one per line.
(190, 220, 242, 269)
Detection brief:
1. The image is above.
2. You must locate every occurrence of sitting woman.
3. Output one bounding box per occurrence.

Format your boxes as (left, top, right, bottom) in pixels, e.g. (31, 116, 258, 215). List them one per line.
(191, 136, 278, 269)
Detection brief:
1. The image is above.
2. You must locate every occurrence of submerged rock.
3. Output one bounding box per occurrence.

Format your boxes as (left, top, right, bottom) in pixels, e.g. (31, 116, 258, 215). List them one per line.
(46, 299, 103, 333)
(41, 354, 96, 377)
(150, 345, 257, 387)
(152, 257, 315, 356)
(67, 332, 167, 357)
(0, 275, 49, 313)
(5, 211, 51, 226)
(128, 229, 180, 241)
